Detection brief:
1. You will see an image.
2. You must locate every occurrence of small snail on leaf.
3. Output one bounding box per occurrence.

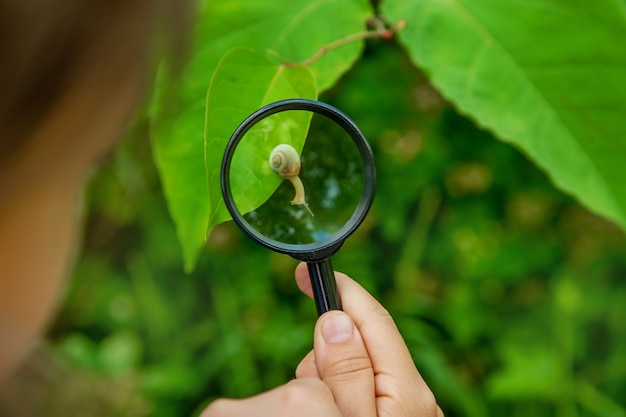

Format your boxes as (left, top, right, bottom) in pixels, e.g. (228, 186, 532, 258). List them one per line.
(269, 144, 314, 217)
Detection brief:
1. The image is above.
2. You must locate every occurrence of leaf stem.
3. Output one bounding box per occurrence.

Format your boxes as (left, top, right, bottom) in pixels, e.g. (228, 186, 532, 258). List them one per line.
(268, 17, 407, 67)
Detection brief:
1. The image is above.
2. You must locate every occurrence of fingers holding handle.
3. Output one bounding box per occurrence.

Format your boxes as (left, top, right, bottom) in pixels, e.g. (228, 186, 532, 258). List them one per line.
(295, 262, 443, 417)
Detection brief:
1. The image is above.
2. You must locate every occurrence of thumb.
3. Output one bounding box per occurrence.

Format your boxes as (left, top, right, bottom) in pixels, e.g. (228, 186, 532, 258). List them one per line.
(314, 310, 376, 417)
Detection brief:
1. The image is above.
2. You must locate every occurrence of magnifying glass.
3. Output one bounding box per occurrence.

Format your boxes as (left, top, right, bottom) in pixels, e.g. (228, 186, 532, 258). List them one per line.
(221, 99, 375, 316)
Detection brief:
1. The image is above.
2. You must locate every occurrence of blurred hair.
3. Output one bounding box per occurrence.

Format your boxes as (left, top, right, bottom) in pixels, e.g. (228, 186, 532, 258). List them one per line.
(0, 0, 193, 168)
(0, 1, 193, 413)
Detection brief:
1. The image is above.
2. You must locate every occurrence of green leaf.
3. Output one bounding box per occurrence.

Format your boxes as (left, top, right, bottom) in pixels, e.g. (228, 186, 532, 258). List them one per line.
(383, 0, 626, 229)
(151, 0, 372, 271)
(204, 48, 317, 231)
(150, 101, 208, 273)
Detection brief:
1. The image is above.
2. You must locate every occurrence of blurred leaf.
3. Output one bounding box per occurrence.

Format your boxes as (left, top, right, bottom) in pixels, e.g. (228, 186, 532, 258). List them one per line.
(205, 48, 316, 233)
(98, 331, 143, 376)
(399, 317, 488, 417)
(57, 333, 99, 369)
(140, 364, 202, 397)
(150, 0, 372, 271)
(127, 256, 178, 342)
(383, 0, 626, 229)
(487, 344, 567, 400)
(577, 379, 626, 417)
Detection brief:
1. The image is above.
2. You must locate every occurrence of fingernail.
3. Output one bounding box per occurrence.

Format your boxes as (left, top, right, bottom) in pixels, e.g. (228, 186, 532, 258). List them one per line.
(322, 312, 354, 344)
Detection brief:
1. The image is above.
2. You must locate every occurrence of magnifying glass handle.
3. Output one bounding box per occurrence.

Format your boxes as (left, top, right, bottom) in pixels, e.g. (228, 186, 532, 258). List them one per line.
(307, 258, 342, 316)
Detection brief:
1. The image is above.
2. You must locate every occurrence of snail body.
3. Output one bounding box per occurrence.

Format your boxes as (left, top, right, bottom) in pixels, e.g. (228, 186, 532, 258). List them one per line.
(269, 144, 313, 216)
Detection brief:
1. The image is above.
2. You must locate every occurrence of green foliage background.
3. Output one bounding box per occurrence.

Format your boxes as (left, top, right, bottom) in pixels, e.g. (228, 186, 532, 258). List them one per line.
(45, 0, 626, 416)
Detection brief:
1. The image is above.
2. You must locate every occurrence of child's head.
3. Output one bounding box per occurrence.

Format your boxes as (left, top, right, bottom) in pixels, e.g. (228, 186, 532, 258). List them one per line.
(0, 0, 190, 379)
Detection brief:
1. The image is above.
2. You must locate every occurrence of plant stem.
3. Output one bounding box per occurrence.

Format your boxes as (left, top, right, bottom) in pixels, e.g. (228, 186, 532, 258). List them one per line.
(268, 17, 407, 67)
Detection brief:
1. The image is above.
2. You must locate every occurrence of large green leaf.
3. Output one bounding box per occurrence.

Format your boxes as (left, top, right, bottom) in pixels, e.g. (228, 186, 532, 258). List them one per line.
(383, 0, 626, 228)
(151, 0, 372, 271)
(205, 48, 317, 231)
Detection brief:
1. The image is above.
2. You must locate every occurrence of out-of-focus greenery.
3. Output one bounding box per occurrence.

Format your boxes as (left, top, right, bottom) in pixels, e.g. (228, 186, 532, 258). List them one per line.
(45, 39, 626, 417)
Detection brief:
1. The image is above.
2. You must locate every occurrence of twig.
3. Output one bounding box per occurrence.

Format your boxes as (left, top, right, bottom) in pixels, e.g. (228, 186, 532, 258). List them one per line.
(268, 17, 407, 67)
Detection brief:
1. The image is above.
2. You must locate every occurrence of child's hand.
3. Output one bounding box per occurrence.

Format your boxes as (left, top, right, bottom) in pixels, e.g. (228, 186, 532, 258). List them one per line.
(201, 263, 443, 417)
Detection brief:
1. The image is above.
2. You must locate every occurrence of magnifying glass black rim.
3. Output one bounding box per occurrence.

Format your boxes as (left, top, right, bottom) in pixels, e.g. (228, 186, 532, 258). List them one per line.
(221, 98, 375, 262)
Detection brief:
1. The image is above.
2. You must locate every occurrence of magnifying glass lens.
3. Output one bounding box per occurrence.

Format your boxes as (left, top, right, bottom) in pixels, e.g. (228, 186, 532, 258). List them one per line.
(222, 99, 375, 316)
(230, 110, 365, 246)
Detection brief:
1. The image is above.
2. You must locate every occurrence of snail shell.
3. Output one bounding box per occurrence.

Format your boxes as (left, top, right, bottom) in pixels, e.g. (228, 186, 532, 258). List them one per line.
(269, 144, 300, 178)
(268, 143, 314, 216)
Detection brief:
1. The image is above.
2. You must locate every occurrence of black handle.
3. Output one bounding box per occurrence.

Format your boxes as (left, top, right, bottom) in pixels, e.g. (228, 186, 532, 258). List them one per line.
(307, 258, 342, 316)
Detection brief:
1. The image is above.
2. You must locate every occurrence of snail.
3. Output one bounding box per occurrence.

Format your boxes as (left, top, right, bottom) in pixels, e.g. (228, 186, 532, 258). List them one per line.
(269, 144, 314, 216)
